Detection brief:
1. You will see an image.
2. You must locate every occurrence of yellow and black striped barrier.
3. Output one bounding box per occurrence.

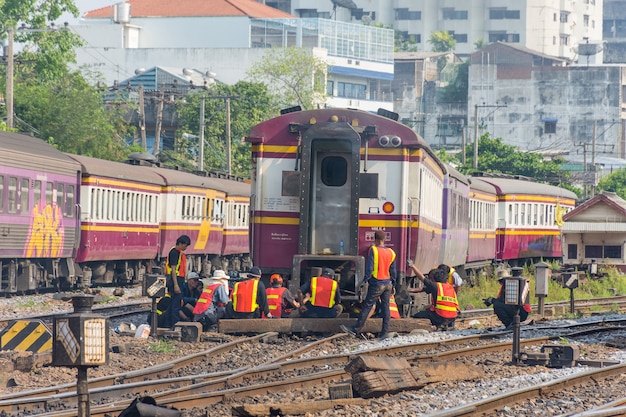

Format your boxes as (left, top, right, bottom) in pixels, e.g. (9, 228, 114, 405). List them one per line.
(0, 320, 52, 353)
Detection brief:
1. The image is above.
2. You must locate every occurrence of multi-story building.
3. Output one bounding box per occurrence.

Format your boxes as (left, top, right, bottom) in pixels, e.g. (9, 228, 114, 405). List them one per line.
(261, 0, 603, 60)
(74, 0, 394, 112)
(467, 42, 626, 168)
(604, 0, 626, 63)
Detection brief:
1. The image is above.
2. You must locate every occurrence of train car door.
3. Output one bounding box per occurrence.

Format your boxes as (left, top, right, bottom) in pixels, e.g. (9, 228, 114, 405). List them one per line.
(298, 124, 360, 256)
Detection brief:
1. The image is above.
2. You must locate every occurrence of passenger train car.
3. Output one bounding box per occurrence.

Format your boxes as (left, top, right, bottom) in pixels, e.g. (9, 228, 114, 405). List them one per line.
(0, 131, 250, 293)
(246, 107, 578, 310)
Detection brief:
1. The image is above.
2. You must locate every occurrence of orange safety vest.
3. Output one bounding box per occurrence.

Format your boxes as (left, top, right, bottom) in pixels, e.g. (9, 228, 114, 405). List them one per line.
(389, 294, 400, 318)
(371, 246, 396, 280)
(165, 247, 187, 278)
(232, 279, 259, 313)
(266, 287, 287, 317)
(431, 282, 459, 319)
(309, 277, 338, 308)
(193, 284, 222, 315)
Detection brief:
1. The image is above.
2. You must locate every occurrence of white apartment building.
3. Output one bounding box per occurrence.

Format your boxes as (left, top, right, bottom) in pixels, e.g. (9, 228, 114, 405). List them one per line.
(262, 0, 604, 60)
(73, 0, 395, 112)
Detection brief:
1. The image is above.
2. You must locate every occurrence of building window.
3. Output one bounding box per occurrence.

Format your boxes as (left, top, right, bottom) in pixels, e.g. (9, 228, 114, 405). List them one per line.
(442, 8, 468, 20)
(605, 245, 622, 258)
(395, 8, 421, 20)
(327, 80, 334, 96)
(297, 9, 319, 18)
(337, 82, 366, 99)
(567, 244, 577, 259)
(489, 9, 520, 19)
(488, 32, 520, 43)
(452, 33, 468, 43)
(544, 121, 557, 134)
(584, 245, 602, 258)
(584, 15, 589, 27)
(560, 35, 569, 46)
(560, 12, 569, 23)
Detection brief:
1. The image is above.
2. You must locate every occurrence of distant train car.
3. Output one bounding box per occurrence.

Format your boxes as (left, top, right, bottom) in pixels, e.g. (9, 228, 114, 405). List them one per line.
(440, 164, 470, 271)
(473, 174, 577, 264)
(0, 132, 81, 292)
(246, 108, 444, 302)
(466, 177, 497, 271)
(67, 153, 164, 285)
(146, 167, 231, 275)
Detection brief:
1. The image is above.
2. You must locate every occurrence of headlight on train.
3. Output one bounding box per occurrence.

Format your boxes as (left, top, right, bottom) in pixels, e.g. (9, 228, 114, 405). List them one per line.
(378, 136, 390, 147)
(390, 136, 402, 147)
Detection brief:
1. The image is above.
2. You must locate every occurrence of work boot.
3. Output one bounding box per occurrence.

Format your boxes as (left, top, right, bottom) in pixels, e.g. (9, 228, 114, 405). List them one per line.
(378, 333, 390, 341)
(340, 324, 357, 337)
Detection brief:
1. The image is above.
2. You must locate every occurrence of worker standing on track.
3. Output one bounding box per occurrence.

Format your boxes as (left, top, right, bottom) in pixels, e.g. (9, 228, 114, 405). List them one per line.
(225, 266, 272, 318)
(266, 273, 300, 318)
(341, 230, 396, 340)
(165, 234, 191, 328)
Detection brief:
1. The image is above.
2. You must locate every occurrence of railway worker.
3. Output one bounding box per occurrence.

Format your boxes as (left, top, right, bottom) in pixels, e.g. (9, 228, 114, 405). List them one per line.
(296, 267, 343, 318)
(266, 273, 300, 318)
(225, 266, 272, 319)
(407, 263, 459, 331)
(484, 270, 531, 330)
(179, 272, 203, 321)
(193, 270, 230, 330)
(438, 264, 463, 293)
(165, 234, 191, 328)
(341, 230, 396, 340)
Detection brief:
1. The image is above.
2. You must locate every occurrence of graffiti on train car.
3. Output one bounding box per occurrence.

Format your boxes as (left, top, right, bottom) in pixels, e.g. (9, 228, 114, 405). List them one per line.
(25, 203, 65, 258)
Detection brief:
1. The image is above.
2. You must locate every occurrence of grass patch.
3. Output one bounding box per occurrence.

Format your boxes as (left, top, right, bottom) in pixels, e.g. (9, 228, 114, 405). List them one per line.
(458, 267, 626, 311)
(149, 339, 178, 354)
(17, 297, 48, 309)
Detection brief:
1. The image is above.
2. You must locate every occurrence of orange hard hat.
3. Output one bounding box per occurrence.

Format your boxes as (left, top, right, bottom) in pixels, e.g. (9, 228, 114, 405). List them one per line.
(270, 274, 283, 285)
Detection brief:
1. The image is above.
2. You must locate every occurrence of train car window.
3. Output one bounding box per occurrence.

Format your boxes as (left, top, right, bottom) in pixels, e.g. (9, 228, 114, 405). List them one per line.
(567, 244, 577, 259)
(8, 177, 17, 213)
(34, 180, 41, 208)
(321, 156, 347, 187)
(57, 183, 64, 214)
(104, 189, 110, 220)
(0, 176, 4, 212)
(533, 204, 538, 225)
(605, 246, 622, 258)
(66, 185, 74, 217)
(527, 203, 532, 225)
(46, 182, 53, 205)
(20, 178, 29, 214)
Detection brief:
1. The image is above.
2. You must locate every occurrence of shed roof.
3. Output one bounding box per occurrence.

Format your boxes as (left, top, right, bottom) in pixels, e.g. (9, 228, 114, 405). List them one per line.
(563, 191, 626, 221)
(84, 0, 294, 19)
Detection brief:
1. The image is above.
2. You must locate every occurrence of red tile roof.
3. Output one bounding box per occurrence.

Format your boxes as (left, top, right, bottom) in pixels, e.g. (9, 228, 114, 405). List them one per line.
(84, 0, 294, 19)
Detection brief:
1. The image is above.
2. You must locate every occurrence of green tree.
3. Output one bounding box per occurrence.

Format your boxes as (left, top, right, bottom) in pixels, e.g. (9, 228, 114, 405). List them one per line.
(246, 47, 327, 110)
(174, 81, 276, 177)
(429, 31, 456, 52)
(474, 38, 486, 50)
(1, 0, 83, 82)
(597, 168, 626, 200)
(14, 72, 135, 160)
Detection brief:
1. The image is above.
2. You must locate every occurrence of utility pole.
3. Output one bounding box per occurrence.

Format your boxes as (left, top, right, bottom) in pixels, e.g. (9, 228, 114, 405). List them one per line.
(5, 27, 14, 129)
(225, 97, 231, 175)
(473, 103, 507, 170)
(137, 84, 146, 149)
(199, 95, 205, 171)
(153, 90, 164, 156)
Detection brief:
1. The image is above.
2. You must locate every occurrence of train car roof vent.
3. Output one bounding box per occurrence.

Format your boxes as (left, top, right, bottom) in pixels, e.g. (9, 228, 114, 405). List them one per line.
(127, 152, 158, 166)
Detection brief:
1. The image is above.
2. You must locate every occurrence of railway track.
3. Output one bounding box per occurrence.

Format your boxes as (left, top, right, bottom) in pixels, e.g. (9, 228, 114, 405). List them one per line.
(2, 317, 625, 416)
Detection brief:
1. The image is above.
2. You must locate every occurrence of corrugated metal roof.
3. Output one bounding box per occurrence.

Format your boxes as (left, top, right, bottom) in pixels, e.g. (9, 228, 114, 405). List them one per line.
(562, 222, 626, 232)
(84, 0, 294, 19)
